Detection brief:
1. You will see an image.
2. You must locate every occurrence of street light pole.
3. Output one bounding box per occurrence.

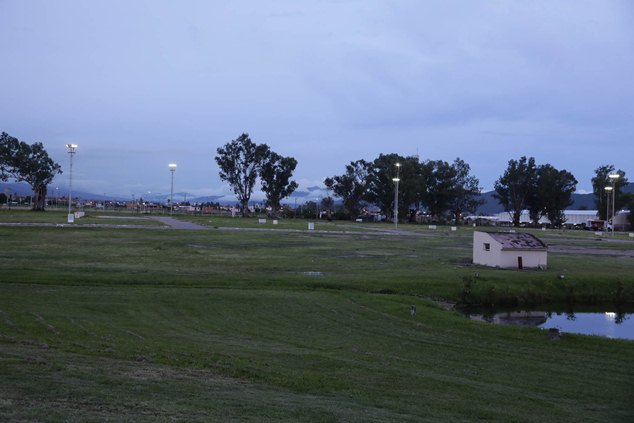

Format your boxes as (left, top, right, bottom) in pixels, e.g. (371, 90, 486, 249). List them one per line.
(604, 186, 612, 232)
(392, 162, 401, 229)
(169, 163, 177, 216)
(66, 144, 77, 222)
(608, 172, 620, 235)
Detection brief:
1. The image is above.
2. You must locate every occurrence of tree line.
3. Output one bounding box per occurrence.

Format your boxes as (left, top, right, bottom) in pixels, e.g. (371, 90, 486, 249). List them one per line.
(493, 156, 577, 227)
(2, 130, 633, 228)
(323, 155, 483, 223)
(325, 153, 633, 228)
(495, 159, 632, 228)
(324, 155, 581, 226)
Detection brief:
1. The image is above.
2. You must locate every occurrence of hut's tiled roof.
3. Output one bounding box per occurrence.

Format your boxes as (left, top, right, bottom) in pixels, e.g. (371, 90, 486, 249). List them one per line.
(486, 232, 547, 250)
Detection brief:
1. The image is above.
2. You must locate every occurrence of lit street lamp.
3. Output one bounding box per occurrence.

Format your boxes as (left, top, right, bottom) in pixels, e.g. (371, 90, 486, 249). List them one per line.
(169, 163, 177, 216)
(608, 172, 620, 235)
(66, 144, 77, 222)
(604, 186, 612, 231)
(392, 162, 401, 229)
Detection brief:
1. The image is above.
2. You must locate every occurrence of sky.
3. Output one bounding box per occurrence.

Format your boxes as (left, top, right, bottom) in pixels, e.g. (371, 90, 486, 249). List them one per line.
(1, 0, 633, 200)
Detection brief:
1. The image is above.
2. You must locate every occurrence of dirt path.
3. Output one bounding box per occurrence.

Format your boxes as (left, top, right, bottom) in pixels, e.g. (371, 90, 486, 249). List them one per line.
(147, 216, 210, 230)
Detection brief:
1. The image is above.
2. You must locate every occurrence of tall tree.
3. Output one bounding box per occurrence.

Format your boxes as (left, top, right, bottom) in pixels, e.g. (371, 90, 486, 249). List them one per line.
(493, 156, 538, 227)
(366, 153, 406, 220)
(324, 160, 371, 219)
(215, 133, 270, 217)
(448, 158, 483, 223)
(366, 154, 427, 222)
(259, 151, 298, 216)
(537, 164, 577, 227)
(395, 156, 425, 222)
(591, 165, 629, 221)
(0, 132, 62, 211)
(420, 160, 458, 221)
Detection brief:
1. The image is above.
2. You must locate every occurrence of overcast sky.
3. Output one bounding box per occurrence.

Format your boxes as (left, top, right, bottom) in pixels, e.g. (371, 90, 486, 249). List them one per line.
(1, 0, 633, 199)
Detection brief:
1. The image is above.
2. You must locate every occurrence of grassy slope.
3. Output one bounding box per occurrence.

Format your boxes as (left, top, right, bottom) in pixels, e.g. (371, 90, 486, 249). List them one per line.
(1, 218, 634, 422)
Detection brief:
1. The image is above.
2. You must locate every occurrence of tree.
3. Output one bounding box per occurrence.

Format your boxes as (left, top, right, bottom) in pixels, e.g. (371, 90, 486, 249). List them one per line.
(324, 160, 371, 219)
(493, 156, 538, 227)
(420, 159, 481, 223)
(366, 153, 406, 221)
(259, 151, 298, 216)
(0, 132, 62, 211)
(320, 196, 335, 220)
(387, 156, 426, 222)
(366, 154, 430, 222)
(537, 164, 577, 228)
(299, 200, 318, 219)
(591, 165, 629, 221)
(215, 133, 270, 217)
(448, 158, 483, 223)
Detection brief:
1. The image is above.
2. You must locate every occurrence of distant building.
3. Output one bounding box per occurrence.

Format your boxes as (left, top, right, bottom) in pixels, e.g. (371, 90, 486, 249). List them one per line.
(613, 210, 631, 231)
(484, 210, 599, 227)
(483, 209, 631, 231)
(473, 231, 548, 270)
(464, 210, 632, 230)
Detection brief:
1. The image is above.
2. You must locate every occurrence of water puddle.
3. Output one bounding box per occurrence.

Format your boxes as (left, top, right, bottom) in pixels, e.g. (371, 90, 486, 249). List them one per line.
(466, 309, 634, 341)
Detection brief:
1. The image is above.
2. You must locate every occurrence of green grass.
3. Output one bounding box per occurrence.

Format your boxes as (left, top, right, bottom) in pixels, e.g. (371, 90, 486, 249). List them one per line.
(0, 208, 165, 226)
(177, 214, 383, 232)
(1, 213, 634, 422)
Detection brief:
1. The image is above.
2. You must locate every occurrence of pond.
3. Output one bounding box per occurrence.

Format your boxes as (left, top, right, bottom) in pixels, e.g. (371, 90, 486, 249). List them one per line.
(466, 309, 634, 341)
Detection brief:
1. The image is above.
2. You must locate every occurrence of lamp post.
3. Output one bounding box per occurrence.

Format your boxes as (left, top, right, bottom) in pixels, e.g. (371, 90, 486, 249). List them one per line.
(608, 172, 620, 235)
(66, 144, 77, 222)
(169, 163, 177, 216)
(604, 186, 612, 231)
(392, 162, 401, 229)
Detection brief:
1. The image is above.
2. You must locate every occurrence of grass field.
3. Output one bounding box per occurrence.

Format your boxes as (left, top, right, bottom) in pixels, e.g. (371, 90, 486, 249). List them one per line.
(0, 209, 165, 226)
(1, 210, 634, 422)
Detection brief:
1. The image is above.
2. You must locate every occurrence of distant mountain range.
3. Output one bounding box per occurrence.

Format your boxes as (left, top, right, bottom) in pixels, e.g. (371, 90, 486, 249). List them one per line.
(2, 182, 632, 213)
(0, 182, 331, 206)
(1, 183, 103, 202)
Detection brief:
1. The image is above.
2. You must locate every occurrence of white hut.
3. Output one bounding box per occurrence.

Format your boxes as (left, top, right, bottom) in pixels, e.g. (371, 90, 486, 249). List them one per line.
(473, 231, 547, 269)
